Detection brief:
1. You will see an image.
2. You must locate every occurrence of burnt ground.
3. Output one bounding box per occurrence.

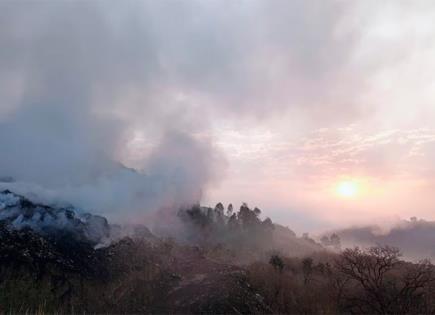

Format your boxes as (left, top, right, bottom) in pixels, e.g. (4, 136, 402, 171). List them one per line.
(163, 245, 271, 314)
(0, 225, 272, 314)
(0, 191, 288, 313)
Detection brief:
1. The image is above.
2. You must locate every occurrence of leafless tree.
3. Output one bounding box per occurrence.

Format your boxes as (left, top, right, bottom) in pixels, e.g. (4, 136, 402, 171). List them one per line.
(335, 245, 435, 314)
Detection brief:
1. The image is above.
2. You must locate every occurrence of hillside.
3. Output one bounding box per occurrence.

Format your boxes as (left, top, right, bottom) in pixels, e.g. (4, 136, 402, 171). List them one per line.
(2, 190, 435, 314)
(0, 191, 319, 313)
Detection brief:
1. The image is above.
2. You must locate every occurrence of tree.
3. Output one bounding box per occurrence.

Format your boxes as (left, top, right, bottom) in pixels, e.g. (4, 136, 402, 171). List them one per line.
(227, 203, 233, 216)
(237, 203, 261, 228)
(335, 245, 435, 314)
(302, 257, 313, 284)
(270, 254, 285, 273)
(228, 213, 238, 230)
(335, 246, 401, 313)
(214, 202, 225, 225)
(214, 202, 224, 215)
(262, 217, 274, 230)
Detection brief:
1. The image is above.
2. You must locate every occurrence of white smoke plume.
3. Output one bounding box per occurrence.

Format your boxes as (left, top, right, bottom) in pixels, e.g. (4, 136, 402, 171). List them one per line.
(0, 0, 367, 225)
(0, 1, 226, 221)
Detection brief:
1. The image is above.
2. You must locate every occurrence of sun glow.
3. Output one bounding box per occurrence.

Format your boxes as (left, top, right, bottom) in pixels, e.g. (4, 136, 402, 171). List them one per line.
(336, 180, 359, 198)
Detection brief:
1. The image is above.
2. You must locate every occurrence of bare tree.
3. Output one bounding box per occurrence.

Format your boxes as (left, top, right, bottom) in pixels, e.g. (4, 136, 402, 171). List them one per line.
(335, 245, 435, 314)
(335, 246, 400, 313)
(392, 259, 435, 314)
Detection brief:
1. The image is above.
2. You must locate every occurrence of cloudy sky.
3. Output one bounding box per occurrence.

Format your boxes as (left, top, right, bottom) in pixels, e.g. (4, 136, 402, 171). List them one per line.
(1, 1, 435, 232)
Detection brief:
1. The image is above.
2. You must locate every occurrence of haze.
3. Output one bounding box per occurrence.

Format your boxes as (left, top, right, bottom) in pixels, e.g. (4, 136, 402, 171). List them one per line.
(1, 1, 434, 233)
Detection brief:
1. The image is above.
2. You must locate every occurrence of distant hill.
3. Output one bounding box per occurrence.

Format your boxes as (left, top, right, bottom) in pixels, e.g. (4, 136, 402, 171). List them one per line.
(332, 217, 435, 261)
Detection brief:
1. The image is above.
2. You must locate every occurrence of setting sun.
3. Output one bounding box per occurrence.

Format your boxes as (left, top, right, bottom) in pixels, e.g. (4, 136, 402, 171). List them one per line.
(336, 180, 359, 198)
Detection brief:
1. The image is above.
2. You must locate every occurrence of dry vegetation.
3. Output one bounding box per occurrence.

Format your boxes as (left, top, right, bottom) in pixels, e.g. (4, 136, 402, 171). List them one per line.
(248, 246, 435, 314)
(1, 202, 435, 314)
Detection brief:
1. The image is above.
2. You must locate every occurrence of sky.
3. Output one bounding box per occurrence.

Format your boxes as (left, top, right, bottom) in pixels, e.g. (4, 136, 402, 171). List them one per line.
(1, 1, 435, 233)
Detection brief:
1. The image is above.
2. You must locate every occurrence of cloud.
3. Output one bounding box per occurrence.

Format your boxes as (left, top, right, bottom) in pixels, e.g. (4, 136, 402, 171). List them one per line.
(0, 0, 367, 122)
(205, 125, 435, 231)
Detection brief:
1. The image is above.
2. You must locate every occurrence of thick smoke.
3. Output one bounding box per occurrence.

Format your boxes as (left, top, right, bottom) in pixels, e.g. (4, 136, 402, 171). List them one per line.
(0, 2, 225, 220)
(0, 1, 366, 224)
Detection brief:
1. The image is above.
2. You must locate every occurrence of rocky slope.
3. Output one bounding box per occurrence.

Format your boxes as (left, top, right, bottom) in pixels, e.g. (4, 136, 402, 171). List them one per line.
(0, 190, 274, 313)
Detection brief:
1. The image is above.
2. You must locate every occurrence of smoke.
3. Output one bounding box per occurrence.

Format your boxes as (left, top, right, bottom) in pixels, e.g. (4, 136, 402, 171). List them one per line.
(331, 218, 435, 262)
(0, 124, 225, 221)
(0, 0, 377, 225)
(0, 1, 226, 220)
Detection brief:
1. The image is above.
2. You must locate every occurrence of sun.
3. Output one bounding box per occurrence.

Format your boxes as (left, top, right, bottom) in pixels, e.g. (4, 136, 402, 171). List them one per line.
(336, 180, 359, 198)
